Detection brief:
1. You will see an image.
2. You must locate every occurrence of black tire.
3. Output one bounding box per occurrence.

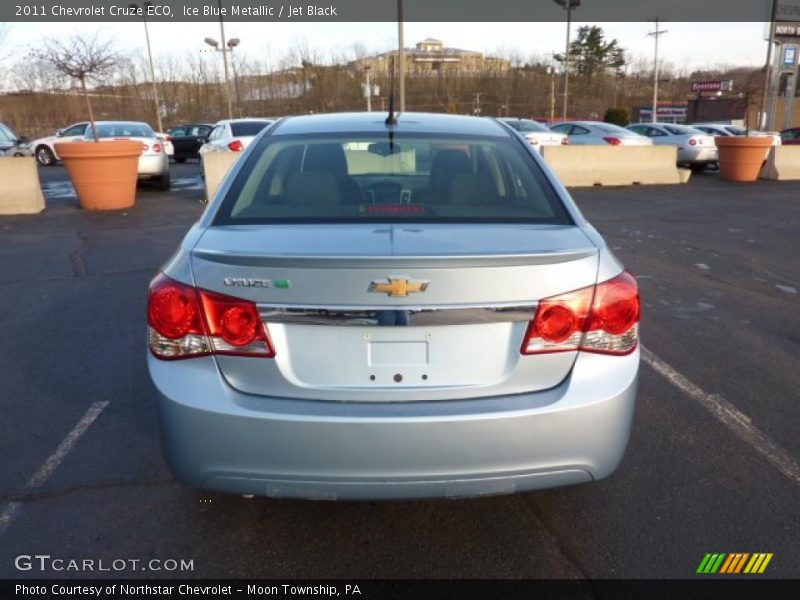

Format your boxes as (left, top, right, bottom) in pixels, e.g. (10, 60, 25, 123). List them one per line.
(36, 145, 56, 166)
(157, 173, 171, 191)
(174, 156, 187, 164)
(690, 164, 706, 174)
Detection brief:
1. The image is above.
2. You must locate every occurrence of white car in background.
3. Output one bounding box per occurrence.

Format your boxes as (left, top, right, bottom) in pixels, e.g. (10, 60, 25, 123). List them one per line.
(156, 132, 175, 157)
(31, 121, 90, 166)
(198, 118, 275, 155)
(86, 121, 171, 189)
(497, 118, 568, 150)
(627, 123, 718, 171)
(550, 121, 653, 146)
(692, 122, 782, 147)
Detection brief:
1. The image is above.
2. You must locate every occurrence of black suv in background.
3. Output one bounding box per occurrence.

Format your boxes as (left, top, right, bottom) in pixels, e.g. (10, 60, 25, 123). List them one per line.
(166, 123, 213, 162)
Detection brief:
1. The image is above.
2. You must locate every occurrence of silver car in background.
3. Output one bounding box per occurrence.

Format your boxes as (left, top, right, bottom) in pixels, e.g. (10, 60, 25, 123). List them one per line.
(148, 112, 640, 500)
(550, 121, 653, 146)
(86, 121, 171, 189)
(627, 123, 718, 171)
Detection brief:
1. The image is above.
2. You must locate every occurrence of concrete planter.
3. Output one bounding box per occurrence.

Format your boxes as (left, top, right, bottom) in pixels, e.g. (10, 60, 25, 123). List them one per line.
(0, 156, 45, 215)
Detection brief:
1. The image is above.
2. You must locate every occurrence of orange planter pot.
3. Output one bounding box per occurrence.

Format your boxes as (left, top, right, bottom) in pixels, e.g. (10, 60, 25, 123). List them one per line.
(715, 136, 773, 183)
(55, 140, 142, 210)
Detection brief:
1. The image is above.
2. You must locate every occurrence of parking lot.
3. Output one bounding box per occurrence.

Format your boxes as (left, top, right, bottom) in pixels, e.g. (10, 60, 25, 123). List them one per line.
(0, 164, 798, 579)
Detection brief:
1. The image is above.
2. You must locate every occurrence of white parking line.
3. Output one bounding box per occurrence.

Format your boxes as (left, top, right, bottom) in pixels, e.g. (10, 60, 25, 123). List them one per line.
(641, 346, 800, 486)
(0, 401, 109, 537)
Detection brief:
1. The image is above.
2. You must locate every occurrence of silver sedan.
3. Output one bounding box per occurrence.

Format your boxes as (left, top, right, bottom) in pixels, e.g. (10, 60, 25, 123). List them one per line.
(148, 112, 640, 500)
(550, 121, 653, 146)
(627, 123, 718, 171)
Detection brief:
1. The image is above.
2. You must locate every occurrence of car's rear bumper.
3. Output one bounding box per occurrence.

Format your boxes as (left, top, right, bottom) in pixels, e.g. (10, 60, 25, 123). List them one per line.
(137, 154, 169, 177)
(149, 349, 639, 500)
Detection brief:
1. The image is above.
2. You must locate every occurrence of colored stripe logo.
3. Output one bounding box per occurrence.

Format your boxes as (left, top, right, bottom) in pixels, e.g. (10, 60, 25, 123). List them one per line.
(697, 553, 773, 574)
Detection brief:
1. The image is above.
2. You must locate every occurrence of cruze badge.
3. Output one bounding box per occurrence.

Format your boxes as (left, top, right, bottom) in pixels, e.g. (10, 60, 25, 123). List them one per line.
(223, 278, 290, 289)
(368, 278, 429, 297)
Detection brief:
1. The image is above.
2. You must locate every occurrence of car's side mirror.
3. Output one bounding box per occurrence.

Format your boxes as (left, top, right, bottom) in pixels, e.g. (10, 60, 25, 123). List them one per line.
(56, 129, 64, 137)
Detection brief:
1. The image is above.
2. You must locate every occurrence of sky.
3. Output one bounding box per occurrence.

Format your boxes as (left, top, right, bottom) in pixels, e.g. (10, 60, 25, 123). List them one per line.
(3, 21, 770, 76)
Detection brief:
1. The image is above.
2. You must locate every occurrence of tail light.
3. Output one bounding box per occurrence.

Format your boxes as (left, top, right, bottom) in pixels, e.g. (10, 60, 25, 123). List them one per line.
(561, 137, 570, 145)
(228, 139, 244, 152)
(603, 137, 622, 146)
(521, 271, 639, 356)
(148, 273, 275, 360)
(152, 143, 162, 153)
(689, 138, 698, 146)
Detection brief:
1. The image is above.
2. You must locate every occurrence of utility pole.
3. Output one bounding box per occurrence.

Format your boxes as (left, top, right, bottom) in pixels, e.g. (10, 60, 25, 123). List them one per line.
(364, 65, 372, 112)
(545, 52, 557, 123)
(760, 0, 778, 130)
(648, 18, 668, 123)
(129, 2, 163, 132)
(473, 92, 481, 116)
(397, 0, 405, 112)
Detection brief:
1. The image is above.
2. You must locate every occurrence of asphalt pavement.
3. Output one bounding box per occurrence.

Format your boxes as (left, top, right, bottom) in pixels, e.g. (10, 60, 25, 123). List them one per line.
(0, 164, 798, 579)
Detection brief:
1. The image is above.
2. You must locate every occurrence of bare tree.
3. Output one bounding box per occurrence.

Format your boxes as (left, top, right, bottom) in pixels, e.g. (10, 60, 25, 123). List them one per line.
(38, 35, 121, 141)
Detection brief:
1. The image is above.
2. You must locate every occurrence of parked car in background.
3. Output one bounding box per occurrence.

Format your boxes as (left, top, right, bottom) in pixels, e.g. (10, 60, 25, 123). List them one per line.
(550, 121, 653, 146)
(693, 123, 781, 147)
(198, 118, 275, 155)
(166, 123, 213, 162)
(156, 133, 175, 157)
(147, 111, 641, 500)
(87, 121, 171, 190)
(497, 117, 568, 150)
(627, 123, 717, 171)
(780, 127, 800, 145)
(0, 123, 33, 157)
(31, 122, 90, 166)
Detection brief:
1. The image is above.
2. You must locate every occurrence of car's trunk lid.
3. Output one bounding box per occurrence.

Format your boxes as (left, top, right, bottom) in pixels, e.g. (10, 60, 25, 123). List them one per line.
(189, 224, 599, 401)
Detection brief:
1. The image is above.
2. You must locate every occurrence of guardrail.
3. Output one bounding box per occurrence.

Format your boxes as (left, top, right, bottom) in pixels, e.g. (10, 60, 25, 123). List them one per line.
(0, 157, 45, 215)
(542, 145, 684, 187)
(201, 152, 240, 203)
(759, 146, 800, 180)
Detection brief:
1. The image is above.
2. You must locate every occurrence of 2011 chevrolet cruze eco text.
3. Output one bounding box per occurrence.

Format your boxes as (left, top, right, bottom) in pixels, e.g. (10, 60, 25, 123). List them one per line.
(147, 112, 640, 500)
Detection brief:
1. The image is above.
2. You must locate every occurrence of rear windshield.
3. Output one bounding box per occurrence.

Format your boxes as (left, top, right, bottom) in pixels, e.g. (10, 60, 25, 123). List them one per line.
(664, 124, 705, 135)
(90, 123, 154, 138)
(213, 133, 571, 225)
(230, 121, 272, 137)
(504, 119, 550, 133)
(592, 123, 634, 135)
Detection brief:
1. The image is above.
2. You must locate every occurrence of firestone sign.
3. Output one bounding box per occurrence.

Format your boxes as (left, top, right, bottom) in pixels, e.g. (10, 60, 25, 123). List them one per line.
(691, 80, 734, 93)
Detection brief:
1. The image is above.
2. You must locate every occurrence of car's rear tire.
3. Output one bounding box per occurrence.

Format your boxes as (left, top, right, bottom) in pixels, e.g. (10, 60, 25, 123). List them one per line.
(36, 145, 56, 166)
(174, 157, 187, 164)
(690, 164, 706, 174)
(157, 174, 171, 191)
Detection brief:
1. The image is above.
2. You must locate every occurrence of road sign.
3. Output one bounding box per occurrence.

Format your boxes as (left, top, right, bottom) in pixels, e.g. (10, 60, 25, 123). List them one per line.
(783, 45, 798, 66)
(691, 80, 734, 93)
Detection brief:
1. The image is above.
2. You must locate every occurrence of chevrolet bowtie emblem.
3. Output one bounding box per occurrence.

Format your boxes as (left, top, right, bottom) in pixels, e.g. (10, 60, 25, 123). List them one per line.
(368, 278, 429, 297)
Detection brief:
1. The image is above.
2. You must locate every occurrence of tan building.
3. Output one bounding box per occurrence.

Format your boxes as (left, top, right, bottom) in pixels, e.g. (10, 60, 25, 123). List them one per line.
(351, 38, 510, 76)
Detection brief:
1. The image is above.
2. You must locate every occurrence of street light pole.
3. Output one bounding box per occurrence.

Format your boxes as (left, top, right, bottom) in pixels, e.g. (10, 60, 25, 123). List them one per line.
(129, 2, 163, 132)
(553, 0, 580, 121)
(228, 40, 240, 117)
(397, 0, 405, 112)
(648, 18, 668, 124)
(217, 0, 233, 120)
